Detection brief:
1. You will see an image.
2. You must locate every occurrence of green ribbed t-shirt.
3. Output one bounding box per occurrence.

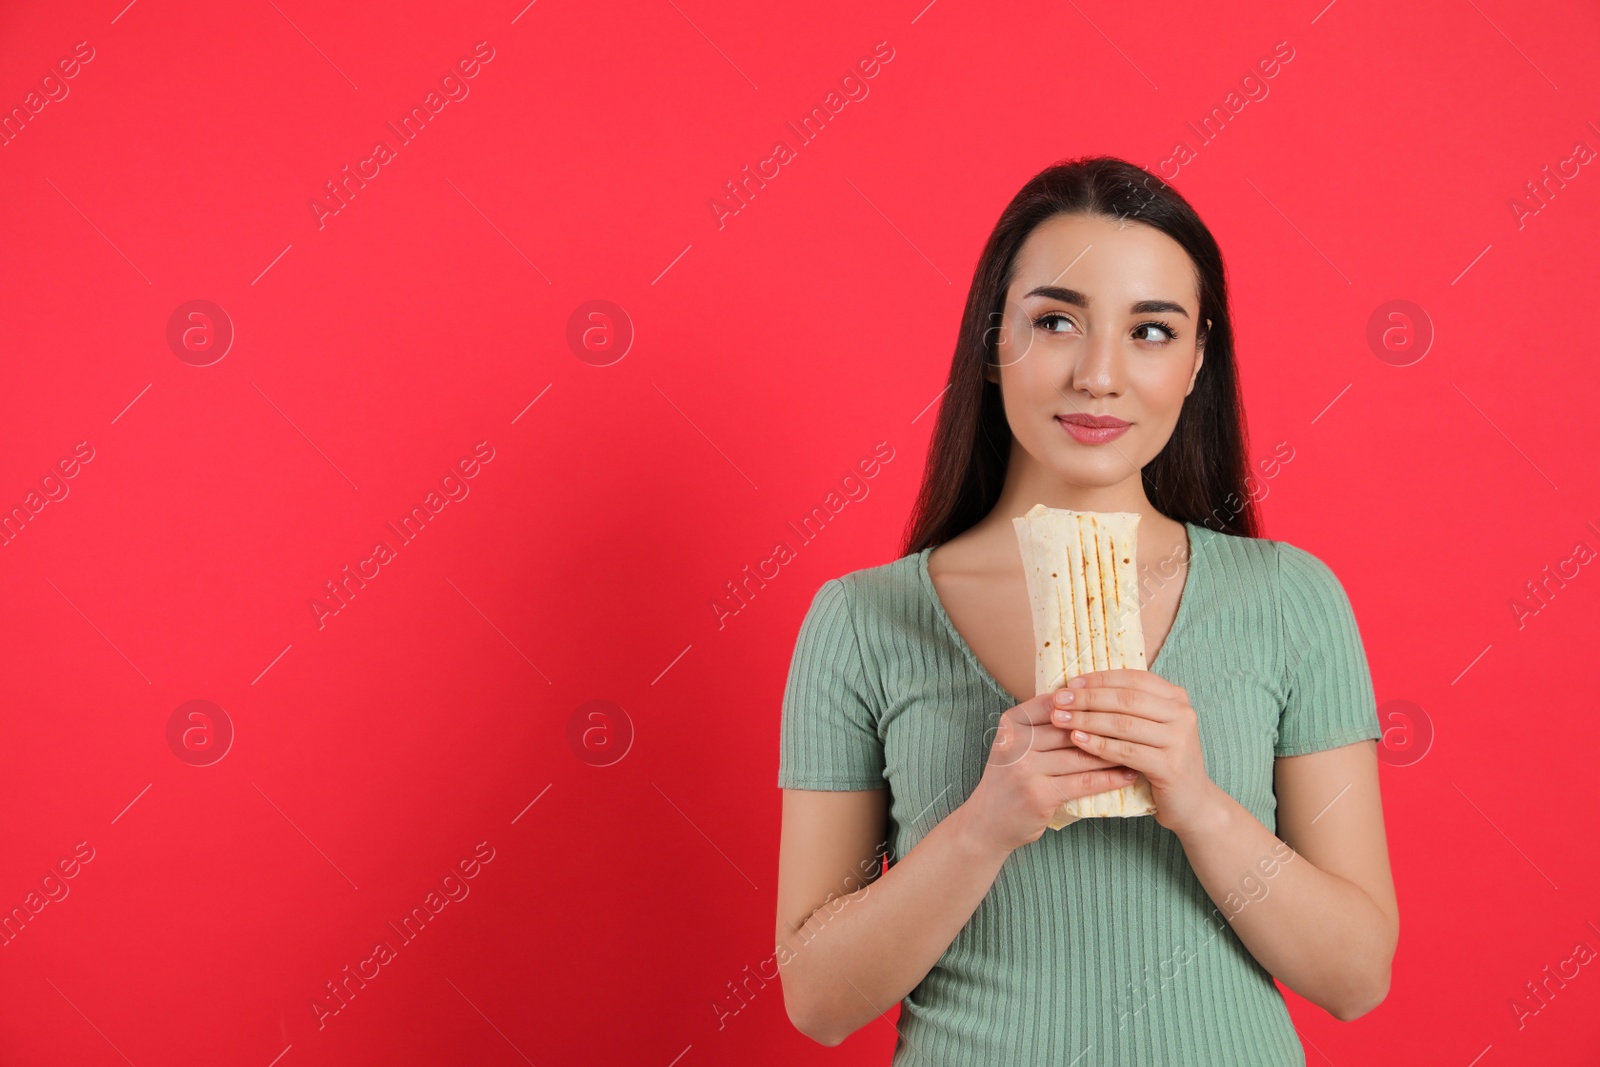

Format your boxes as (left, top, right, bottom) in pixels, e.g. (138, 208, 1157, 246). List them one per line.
(777, 522, 1382, 1066)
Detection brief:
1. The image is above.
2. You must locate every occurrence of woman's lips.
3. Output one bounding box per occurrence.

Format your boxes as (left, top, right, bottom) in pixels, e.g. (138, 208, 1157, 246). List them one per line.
(1056, 416, 1130, 445)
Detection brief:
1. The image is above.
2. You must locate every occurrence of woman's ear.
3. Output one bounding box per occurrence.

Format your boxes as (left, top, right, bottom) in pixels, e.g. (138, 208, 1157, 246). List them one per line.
(1186, 318, 1211, 396)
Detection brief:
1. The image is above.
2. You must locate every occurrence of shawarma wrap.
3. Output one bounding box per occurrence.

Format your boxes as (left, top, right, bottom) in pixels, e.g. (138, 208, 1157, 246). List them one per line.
(1012, 504, 1159, 829)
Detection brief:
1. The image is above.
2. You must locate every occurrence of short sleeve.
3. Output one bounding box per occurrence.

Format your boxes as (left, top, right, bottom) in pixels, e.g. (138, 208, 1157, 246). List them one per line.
(777, 578, 887, 789)
(1273, 542, 1382, 758)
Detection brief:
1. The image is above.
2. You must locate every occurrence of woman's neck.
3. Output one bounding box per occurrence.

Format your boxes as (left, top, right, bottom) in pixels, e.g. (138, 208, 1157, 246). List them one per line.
(985, 458, 1163, 534)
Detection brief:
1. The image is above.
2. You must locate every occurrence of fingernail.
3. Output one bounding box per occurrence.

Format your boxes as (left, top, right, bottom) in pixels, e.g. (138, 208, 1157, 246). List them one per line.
(1053, 690, 1073, 706)
(1053, 710, 1072, 723)
(1068, 676, 1088, 688)
(1123, 770, 1137, 780)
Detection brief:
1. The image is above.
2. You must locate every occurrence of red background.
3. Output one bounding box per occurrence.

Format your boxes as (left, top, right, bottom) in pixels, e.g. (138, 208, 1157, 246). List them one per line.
(2, 0, 1598, 1064)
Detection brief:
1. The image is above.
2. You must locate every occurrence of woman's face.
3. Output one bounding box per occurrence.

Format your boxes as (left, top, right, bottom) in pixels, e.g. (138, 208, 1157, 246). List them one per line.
(987, 212, 1207, 490)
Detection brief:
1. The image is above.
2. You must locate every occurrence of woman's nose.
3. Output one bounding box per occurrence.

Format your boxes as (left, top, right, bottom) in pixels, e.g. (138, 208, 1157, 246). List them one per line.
(1071, 334, 1122, 396)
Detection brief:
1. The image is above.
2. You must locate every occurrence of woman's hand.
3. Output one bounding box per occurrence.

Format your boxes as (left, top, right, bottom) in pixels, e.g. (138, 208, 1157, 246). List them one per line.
(958, 691, 1142, 856)
(1050, 669, 1224, 837)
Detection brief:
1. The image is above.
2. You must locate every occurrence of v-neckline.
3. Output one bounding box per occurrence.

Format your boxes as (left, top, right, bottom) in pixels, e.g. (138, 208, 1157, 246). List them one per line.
(918, 521, 1204, 706)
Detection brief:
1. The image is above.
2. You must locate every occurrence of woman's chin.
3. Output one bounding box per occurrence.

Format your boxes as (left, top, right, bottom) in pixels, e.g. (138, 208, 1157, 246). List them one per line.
(1038, 463, 1137, 492)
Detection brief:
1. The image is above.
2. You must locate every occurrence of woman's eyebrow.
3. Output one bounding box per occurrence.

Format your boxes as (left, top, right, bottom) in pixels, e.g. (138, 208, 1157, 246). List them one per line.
(1022, 285, 1190, 318)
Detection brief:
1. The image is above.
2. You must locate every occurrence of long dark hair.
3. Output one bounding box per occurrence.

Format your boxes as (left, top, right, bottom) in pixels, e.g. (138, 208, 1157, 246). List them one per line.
(901, 155, 1259, 556)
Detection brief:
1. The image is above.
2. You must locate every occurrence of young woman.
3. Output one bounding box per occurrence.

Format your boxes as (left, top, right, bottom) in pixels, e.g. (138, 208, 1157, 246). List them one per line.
(774, 157, 1397, 1065)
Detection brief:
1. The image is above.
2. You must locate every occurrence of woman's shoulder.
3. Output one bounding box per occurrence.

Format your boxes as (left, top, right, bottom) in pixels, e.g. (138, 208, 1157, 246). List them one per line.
(1191, 521, 1339, 582)
(1188, 520, 1276, 580)
(800, 550, 928, 634)
(1190, 524, 1357, 627)
(814, 549, 924, 601)
(833, 548, 924, 588)
(1196, 524, 1358, 630)
(1265, 534, 1360, 619)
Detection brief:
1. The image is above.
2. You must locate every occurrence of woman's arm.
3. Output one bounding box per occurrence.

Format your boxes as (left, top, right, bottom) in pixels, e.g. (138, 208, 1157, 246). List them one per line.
(1175, 739, 1398, 1020)
(775, 788, 1010, 1047)
(777, 691, 1138, 1046)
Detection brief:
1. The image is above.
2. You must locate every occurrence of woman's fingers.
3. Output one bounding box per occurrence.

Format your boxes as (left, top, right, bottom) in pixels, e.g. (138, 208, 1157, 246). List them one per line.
(1042, 766, 1142, 802)
(1004, 693, 1122, 757)
(1068, 669, 1185, 699)
(1011, 690, 1068, 726)
(1053, 684, 1178, 726)
(1033, 746, 1130, 776)
(1013, 689, 1169, 757)
(1067, 729, 1160, 773)
(1016, 720, 1120, 759)
(1055, 707, 1165, 748)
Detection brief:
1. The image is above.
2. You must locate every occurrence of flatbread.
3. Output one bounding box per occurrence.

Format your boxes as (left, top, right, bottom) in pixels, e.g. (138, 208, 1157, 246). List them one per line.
(1012, 504, 1159, 829)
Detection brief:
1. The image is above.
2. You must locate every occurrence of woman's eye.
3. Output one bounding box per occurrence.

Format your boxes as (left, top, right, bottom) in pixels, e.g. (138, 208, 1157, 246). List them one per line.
(1034, 312, 1076, 334)
(1133, 321, 1178, 344)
